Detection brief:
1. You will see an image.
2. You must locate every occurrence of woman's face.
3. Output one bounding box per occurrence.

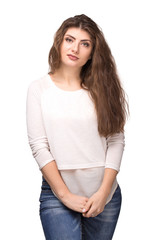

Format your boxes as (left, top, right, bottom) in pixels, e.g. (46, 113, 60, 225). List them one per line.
(60, 27, 93, 69)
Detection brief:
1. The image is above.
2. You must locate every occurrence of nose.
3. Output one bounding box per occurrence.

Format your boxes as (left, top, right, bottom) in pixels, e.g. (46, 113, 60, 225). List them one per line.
(71, 42, 79, 54)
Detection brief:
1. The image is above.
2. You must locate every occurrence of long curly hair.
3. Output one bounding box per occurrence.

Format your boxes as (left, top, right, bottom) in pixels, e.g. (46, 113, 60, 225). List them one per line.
(48, 14, 129, 138)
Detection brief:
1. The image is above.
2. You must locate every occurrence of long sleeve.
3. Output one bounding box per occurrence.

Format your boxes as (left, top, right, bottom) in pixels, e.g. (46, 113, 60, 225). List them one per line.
(105, 132, 125, 172)
(26, 81, 54, 169)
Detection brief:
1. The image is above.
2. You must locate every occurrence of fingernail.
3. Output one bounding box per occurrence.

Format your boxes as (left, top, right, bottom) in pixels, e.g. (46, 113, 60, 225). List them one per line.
(82, 209, 86, 213)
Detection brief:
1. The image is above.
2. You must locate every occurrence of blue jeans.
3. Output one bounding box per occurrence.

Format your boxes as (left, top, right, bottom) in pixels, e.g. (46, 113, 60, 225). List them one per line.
(39, 177, 122, 240)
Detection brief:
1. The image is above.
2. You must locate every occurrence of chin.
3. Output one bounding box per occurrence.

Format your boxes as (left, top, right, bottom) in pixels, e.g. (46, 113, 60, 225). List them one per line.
(63, 61, 81, 67)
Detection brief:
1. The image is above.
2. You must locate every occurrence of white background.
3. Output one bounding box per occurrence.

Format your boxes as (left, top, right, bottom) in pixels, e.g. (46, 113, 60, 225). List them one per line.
(0, 0, 159, 239)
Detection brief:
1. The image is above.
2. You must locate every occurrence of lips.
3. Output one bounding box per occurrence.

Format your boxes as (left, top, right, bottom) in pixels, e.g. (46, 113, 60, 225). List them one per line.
(67, 54, 79, 60)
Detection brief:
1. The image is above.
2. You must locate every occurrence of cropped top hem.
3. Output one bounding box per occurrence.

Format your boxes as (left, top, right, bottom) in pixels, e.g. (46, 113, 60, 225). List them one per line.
(56, 162, 105, 170)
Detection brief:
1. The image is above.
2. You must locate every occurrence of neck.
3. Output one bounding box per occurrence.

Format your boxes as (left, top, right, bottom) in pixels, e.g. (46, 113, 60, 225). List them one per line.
(54, 64, 82, 86)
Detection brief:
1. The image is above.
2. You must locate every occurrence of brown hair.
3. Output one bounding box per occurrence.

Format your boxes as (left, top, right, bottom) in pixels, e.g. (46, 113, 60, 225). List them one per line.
(48, 14, 129, 138)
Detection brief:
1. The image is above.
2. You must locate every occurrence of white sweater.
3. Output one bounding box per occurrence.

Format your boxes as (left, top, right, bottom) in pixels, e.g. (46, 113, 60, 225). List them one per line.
(26, 74, 125, 203)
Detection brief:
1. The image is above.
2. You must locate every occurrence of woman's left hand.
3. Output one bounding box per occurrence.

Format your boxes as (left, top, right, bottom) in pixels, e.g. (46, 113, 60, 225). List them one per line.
(82, 190, 109, 218)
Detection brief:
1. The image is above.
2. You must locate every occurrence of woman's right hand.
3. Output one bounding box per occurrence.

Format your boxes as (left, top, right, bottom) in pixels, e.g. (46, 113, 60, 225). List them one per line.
(41, 161, 88, 213)
(60, 191, 89, 213)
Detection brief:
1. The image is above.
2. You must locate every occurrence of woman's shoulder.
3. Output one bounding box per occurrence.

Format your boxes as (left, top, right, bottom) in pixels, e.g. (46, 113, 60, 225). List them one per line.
(27, 74, 52, 93)
(28, 74, 49, 89)
(27, 74, 52, 101)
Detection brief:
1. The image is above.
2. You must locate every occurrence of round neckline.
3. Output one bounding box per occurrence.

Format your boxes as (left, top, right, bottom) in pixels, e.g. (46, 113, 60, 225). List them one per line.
(47, 74, 84, 93)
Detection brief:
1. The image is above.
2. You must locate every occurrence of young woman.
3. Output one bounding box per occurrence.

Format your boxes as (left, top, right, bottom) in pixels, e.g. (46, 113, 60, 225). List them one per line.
(26, 14, 128, 240)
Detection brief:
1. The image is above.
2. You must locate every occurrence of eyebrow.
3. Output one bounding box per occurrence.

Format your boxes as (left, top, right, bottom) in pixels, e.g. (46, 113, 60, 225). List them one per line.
(65, 34, 92, 42)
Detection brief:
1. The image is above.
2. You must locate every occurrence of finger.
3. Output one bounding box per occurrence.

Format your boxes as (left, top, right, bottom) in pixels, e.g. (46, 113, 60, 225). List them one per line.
(83, 205, 96, 218)
(82, 200, 92, 213)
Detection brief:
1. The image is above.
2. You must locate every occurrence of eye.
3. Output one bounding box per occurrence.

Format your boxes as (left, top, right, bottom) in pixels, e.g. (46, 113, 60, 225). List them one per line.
(82, 42, 90, 47)
(65, 37, 73, 43)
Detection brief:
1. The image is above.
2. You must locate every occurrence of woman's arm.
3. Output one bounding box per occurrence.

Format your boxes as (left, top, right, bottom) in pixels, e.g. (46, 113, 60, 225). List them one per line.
(41, 160, 70, 199)
(97, 168, 118, 196)
(82, 132, 125, 218)
(26, 81, 54, 169)
(41, 161, 89, 212)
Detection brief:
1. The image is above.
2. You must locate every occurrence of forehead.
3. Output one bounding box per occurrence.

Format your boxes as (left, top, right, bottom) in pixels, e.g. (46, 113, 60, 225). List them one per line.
(64, 27, 91, 40)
